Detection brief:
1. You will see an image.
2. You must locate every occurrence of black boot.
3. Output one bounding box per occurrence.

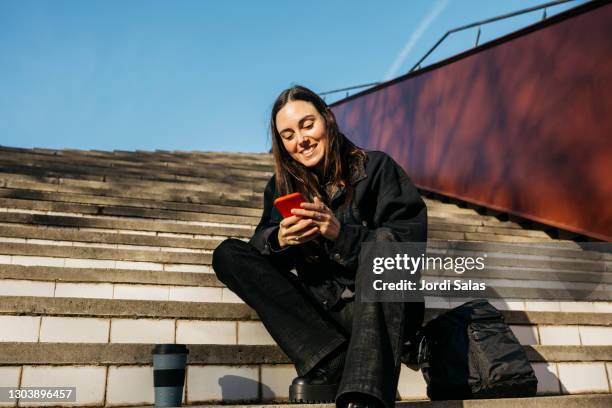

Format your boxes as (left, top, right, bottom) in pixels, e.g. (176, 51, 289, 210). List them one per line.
(289, 346, 346, 403)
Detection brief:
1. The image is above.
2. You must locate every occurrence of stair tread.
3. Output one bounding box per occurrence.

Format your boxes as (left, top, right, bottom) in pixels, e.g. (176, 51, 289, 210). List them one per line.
(125, 394, 612, 408)
(0, 342, 609, 364)
(3, 261, 610, 288)
(0, 212, 254, 236)
(123, 394, 612, 408)
(1, 296, 610, 325)
(0, 188, 264, 216)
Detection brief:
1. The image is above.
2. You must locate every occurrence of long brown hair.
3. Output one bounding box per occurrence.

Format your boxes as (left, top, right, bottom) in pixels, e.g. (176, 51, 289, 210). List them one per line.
(270, 85, 366, 206)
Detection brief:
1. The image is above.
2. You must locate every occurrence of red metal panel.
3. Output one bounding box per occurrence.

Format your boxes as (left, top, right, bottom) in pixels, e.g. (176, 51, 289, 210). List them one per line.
(331, 0, 612, 241)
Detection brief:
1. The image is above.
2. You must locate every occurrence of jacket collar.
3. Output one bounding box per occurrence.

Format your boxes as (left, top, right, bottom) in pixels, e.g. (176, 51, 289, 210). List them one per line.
(325, 153, 367, 204)
(348, 152, 368, 185)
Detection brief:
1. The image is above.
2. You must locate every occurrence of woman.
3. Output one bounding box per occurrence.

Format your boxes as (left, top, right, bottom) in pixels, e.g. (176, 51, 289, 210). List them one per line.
(212, 85, 427, 408)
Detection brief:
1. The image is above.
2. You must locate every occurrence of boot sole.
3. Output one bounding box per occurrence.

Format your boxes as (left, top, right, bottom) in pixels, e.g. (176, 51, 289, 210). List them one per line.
(289, 382, 339, 403)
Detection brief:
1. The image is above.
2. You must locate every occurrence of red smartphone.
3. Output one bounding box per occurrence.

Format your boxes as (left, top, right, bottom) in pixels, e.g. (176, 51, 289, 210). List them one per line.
(273, 192, 306, 218)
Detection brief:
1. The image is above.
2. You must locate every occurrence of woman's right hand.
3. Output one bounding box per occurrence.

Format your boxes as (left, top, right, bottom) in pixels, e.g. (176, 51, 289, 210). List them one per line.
(277, 215, 320, 247)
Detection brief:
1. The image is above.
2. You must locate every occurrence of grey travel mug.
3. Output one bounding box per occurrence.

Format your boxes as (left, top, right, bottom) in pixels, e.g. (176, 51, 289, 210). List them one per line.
(152, 344, 189, 407)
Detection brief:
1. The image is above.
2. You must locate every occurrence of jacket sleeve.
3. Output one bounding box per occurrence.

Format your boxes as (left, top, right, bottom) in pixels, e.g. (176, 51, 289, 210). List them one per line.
(248, 175, 295, 259)
(324, 155, 427, 273)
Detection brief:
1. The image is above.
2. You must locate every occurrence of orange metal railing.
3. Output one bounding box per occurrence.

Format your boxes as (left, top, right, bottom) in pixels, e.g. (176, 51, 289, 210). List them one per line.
(331, 0, 612, 241)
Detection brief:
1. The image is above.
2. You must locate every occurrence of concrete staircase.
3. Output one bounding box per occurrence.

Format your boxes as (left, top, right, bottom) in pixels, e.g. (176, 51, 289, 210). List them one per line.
(0, 145, 609, 407)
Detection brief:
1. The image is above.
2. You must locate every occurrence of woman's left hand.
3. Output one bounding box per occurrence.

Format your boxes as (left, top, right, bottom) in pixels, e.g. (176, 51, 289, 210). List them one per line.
(291, 196, 340, 241)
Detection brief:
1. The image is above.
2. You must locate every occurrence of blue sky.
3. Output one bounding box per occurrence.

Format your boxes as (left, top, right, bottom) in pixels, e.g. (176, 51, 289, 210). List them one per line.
(0, 0, 587, 153)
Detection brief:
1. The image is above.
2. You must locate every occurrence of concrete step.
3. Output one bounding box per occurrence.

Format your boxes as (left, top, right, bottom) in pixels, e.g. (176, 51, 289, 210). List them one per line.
(1, 166, 269, 193)
(1, 266, 609, 303)
(0, 224, 222, 250)
(0, 207, 595, 249)
(0, 264, 220, 287)
(0, 203, 554, 243)
(0, 162, 272, 191)
(429, 230, 552, 243)
(424, 265, 612, 285)
(2, 242, 608, 286)
(0, 242, 212, 265)
(4, 278, 608, 304)
(2, 260, 611, 298)
(58, 147, 275, 166)
(127, 395, 612, 408)
(427, 209, 529, 225)
(428, 215, 540, 231)
(0, 277, 237, 301)
(0, 194, 575, 243)
(0, 343, 610, 406)
(1, 236, 606, 275)
(0, 155, 273, 180)
(2, 269, 612, 307)
(0, 176, 535, 228)
(2, 188, 532, 229)
(0, 213, 574, 258)
(2, 263, 611, 312)
(1, 222, 606, 261)
(425, 251, 609, 275)
(0, 186, 263, 210)
(423, 198, 483, 211)
(1, 296, 611, 346)
(0, 197, 261, 225)
(427, 240, 611, 261)
(422, 199, 552, 230)
(2, 342, 610, 365)
(2, 296, 610, 323)
(0, 199, 552, 238)
(1, 236, 609, 300)
(0, 186, 523, 222)
(0, 167, 270, 196)
(0, 177, 263, 209)
(0, 172, 267, 199)
(0, 212, 254, 237)
(0, 145, 274, 169)
(0, 186, 567, 237)
(0, 188, 263, 217)
(429, 221, 554, 236)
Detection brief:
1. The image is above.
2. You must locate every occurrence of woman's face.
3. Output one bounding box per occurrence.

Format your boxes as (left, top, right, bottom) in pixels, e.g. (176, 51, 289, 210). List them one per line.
(276, 100, 327, 170)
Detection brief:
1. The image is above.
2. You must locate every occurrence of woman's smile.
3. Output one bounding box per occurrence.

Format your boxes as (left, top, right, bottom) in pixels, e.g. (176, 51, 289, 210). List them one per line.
(301, 143, 318, 157)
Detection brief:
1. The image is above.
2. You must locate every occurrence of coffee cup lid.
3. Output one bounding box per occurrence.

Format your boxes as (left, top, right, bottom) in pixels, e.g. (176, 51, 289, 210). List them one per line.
(152, 344, 189, 354)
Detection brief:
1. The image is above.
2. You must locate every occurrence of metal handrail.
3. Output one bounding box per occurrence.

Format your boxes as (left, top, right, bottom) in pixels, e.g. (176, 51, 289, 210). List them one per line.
(408, 0, 580, 73)
(320, 0, 582, 98)
(319, 82, 382, 99)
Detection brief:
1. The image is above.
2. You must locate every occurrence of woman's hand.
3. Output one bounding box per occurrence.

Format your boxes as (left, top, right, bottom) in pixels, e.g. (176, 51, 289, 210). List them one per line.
(277, 215, 320, 248)
(291, 196, 340, 241)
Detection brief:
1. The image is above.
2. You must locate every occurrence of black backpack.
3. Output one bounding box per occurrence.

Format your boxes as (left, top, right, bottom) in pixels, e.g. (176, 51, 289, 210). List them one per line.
(415, 299, 538, 400)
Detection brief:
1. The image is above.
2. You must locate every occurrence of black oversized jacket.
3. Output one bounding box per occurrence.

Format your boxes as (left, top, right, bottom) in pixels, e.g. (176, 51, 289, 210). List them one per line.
(248, 150, 428, 310)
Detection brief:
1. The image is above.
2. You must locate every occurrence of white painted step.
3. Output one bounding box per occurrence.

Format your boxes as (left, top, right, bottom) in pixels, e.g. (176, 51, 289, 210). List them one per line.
(1, 313, 611, 346)
(2, 362, 611, 407)
(2, 276, 612, 312)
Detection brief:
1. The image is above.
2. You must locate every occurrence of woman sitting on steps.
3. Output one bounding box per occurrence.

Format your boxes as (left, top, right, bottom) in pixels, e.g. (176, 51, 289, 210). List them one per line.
(212, 85, 427, 408)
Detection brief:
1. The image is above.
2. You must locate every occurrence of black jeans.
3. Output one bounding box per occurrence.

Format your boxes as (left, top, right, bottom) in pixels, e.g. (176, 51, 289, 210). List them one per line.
(212, 238, 424, 408)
